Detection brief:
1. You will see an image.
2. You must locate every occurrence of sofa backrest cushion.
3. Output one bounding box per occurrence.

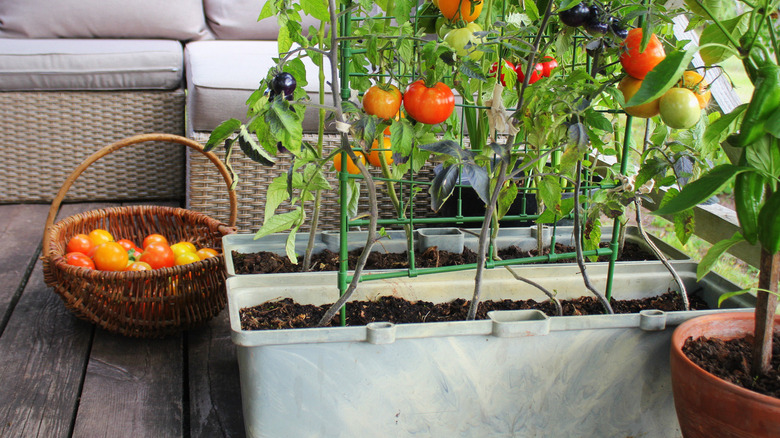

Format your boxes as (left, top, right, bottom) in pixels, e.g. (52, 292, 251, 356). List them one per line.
(0, 0, 212, 41)
(203, 0, 319, 40)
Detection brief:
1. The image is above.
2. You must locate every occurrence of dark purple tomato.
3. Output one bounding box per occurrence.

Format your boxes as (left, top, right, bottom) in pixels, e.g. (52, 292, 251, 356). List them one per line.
(610, 20, 629, 39)
(584, 6, 608, 35)
(559, 2, 590, 27)
(271, 72, 296, 100)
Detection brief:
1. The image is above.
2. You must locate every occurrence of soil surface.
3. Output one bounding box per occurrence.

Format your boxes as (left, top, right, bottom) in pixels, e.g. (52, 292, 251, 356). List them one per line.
(683, 334, 780, 399)
(232, 241, 655, 275)
(240, 291, 709, 330)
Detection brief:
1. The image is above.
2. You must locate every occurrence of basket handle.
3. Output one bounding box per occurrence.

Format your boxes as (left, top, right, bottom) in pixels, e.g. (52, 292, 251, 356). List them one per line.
(43, 133, 238, 254)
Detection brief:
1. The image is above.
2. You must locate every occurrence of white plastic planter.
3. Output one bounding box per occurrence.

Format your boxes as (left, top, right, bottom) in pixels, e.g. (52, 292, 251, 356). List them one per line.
(223, 225, 690, 276)
(228, 262, 751, 438)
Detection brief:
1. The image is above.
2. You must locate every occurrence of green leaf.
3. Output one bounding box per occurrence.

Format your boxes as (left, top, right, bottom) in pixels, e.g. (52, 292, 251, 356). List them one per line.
(745, 135, 780, 178)
(392, 0, 413, 25)
(238, 126, 276, 166)
(254, 209, 302, 239)
(278, 24, 292, 54)
(258, 0, 277, 21)
(301, 0, 329, 21)
(429, 164, 459, 212)
(584, 109, 613, 133)
(205, 119, 241, 151)
(699, 14, 747, 65)
(285, 229, 299, 265)
(673, 208, 695, 245)
(345, 179, 360, 219)
(389, 119, 414, 157)
(626, 47, 696, 107)
(717, 289, 753, 308)
(653, 164, 746, 215)
(703, 104, 746, 150)
(303, 166, 331, 191)
(497, 182, 518, 220)
(536, 197, 574, 223)
(265, 176, 291, 222)
(539, 175, 562, 214)
(697, 232, 745, 280)
(765, 107, 780, 139)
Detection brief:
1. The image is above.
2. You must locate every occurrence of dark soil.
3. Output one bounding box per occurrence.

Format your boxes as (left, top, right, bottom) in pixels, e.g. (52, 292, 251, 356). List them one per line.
(240, 291, 710, 330)
(232, 241, 655, 275)
(683, 334, 780, 399)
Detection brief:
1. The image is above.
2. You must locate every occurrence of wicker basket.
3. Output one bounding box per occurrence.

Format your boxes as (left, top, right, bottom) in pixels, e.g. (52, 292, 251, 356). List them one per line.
(42, 134, 238, 338)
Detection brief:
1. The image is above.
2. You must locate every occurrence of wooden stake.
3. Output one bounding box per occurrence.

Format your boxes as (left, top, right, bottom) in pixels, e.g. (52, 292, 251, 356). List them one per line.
(752, 249, 780, 376)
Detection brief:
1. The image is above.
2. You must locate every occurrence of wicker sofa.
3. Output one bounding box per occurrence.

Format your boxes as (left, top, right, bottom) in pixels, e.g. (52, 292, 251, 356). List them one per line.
(0, 0, 343, 232)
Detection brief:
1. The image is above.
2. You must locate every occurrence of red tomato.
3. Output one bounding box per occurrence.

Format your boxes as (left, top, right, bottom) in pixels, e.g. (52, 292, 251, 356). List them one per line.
(66, 252, 95, 269)
(66, 234, 94, 255)
(92, 242, 130, 271)
(619, 28, 666, 80)
(139, 243, 175, 269)
(403, 80, 455, 125)
(363, 84, 402, 120)
(540, 56, 558, 77)
(488, 60, 515, 86)
(516, 63, 544, 84)
(142, 233, 169, 249)
(117, 239, 141, 253)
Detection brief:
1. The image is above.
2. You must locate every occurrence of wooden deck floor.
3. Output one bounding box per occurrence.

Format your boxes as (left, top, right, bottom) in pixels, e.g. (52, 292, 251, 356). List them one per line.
(0, 202, 245, 438)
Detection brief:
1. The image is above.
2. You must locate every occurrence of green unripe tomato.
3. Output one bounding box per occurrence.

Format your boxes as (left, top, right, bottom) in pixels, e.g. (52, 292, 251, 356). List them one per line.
(659, 88, 702, 129)
(444, 24, 484, 61)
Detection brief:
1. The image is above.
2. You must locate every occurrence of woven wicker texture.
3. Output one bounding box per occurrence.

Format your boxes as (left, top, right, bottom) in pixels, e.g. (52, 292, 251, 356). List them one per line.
(42, 134, 237, 338)
(187, 132, 438, 233)
(0, 90, 185, 203)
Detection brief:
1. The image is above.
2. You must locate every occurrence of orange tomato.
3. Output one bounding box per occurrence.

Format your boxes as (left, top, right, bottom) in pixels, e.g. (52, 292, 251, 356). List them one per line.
(677, 71, 711, 109)
(125, 261, 153, 271)
(362, 84, 402, 120)
(367, 137, 394, 167)
(437, 0, 483, 22)
(333, 151, 366, 175)
(92, 242, 130, 271)
(142, 233, 169, 249)
(383, 111, 405, 135)
(88, 229, 114, 247)
(617, 75, 660, 118)
(116, 238, 141, 253)
(66, 233, 94, 255)
(196, 248, 219, 260)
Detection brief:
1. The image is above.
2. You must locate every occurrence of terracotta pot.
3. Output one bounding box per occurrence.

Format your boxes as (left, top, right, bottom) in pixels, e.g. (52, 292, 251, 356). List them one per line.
(671, 312, 780, 437)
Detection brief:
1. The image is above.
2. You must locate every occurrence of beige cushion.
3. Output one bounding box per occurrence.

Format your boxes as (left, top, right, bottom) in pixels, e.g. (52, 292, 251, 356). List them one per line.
(0, 39, 183, 91)
(185, 40, 333, 134)
(0, 0, 211, 41)
(203, 0, 320, 40)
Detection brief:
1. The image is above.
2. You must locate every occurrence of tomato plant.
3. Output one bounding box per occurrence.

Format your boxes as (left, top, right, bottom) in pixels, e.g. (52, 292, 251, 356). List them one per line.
(403, 80, 455, 125)
(67, 234, 94, 255)
(367, 137, 393, 167)
(677, 71, 711, 109)
(444, 24, 484, 61)
(333, 151, 366, 175)
(362, 84, 402, 120)
(66, 252, 95, 270)
(437, 0, 482, 23)
(139, 242, 175, 269)
(619, 28, 666, 80)
(617, 75, 660, 118)
(659, 87, 702, 129)
(92, 242, 130, 271)
(142, 233, 169, 249)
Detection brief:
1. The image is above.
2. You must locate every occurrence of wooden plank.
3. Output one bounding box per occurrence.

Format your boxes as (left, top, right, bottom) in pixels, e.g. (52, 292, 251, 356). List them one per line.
(0, 204, 51, 324)
(0, 203, 110, 437)
(71, 199, 186, 438)
(187, 310, 246, 438)
(71, 332, 184, 438)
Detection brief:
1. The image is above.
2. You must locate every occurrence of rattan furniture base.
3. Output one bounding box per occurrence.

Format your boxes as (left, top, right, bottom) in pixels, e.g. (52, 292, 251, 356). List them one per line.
(0, 89, 186, 203)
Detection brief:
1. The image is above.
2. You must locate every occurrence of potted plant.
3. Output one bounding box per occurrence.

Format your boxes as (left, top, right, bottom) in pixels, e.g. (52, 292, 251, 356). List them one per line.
(204, 0, 758, 435)
(645, 0, 780, 434)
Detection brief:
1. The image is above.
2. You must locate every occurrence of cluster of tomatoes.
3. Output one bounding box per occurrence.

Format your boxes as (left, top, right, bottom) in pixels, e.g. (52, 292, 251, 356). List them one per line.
(65, 229, 219, 271)
(489, 56, 558, 87)
(559, 2, 628, 39)
(617, 29, 711, 129)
